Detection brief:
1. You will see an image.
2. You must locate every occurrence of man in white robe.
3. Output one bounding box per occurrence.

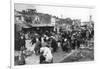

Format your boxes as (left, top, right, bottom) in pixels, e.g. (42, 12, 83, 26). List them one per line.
(40, 47, 53, 63)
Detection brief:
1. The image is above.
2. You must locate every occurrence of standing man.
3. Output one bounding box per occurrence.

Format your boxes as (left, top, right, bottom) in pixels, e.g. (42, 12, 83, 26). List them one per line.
(20, 33, 26, 51)
(51, 38, 58, 52)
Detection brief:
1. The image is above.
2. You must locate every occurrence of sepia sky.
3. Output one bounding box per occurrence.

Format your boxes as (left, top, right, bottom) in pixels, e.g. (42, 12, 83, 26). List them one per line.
(15, 3, 94, 22)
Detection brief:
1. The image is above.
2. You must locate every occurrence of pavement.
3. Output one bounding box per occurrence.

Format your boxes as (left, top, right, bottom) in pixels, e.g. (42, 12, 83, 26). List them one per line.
(53, 47, 75, 63)
(25, 54, 39, 64)
(24, 47, 75, 64)
(15, 39, 94, 65)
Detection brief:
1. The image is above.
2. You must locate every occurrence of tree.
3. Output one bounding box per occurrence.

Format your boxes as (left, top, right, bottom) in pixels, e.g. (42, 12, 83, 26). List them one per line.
(65, 18, 73, 25)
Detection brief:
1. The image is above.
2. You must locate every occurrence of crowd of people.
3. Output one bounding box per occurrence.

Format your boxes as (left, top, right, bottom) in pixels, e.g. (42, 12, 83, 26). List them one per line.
(14, 24, 94, 65)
